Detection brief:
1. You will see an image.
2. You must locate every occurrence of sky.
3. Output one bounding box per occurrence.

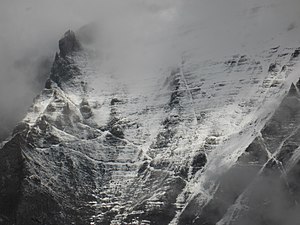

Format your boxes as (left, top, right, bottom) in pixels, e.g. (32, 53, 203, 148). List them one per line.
(0, 0, 300, 139)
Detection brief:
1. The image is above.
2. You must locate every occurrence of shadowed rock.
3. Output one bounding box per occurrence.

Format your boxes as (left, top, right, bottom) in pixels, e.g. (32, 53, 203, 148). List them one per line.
(59, 30, 81, 58)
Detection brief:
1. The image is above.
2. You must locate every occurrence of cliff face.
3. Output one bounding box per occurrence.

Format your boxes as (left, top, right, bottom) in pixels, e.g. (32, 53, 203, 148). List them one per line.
(183, 78, 300, 225)
(215, 79, 300, 225)
(0, 30, 300, 225)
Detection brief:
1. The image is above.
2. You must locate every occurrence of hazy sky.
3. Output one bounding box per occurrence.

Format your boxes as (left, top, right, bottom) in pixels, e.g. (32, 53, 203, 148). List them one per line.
(0, 0, 300, 139)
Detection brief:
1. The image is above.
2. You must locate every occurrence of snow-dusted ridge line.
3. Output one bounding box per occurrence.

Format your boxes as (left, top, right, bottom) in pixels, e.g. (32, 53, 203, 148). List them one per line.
(1, 26, 300, 224)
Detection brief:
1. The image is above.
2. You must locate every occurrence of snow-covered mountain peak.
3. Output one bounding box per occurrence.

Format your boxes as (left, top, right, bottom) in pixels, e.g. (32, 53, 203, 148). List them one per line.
(2, 1, 300, 221)
(1, 27, 298, 224)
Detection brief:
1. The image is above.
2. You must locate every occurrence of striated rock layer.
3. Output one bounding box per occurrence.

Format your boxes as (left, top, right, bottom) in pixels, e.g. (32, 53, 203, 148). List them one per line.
(1, 30, 300, 225)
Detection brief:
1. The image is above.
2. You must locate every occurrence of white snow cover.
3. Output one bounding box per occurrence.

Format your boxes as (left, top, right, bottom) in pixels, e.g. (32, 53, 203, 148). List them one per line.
(10, 0, 300, 224)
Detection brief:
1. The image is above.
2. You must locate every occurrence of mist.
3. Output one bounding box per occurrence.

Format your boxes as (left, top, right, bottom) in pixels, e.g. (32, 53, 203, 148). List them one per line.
(0, 0, 300, 139)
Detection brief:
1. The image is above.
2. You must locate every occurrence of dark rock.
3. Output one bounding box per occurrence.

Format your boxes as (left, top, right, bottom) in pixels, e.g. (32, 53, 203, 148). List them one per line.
(177, 166, 189, 179)
(36, 116, 49, 131)
(110, 98, 122, 106)
(46, 103, 56, 112)
(62, 103, 71, 115)
(59, 30, 81, 58)
(28, 175, 41, 184)
(150, 128, 175, 149)
(49, 31, 82, 86)
(162, 115, 180, 127)
(296, 78, 300, 89)
(291, 48, 300, 59)
(44, 79, 52, 89)
(50, 53, 81, 86)
(268, 63, 279, 73)
(281, 65, 287, 72)
(191, 152, 207, 175)
(237, 55, 248, 65)
(225, 59, 237, 67)
(167, 68, 183, 109)
(80, 99, 93, 119)
(0, 134, 25, 225)
(238, 137, 268, 165)
(104, 132, 124, 145)
(288, 83, 298, 96)
(110, 125, 124, 139)
(270, 46, 280, 51)
(138, 161, 149, 174)
(12, 122, 29, 135)
(150, 160, 170, 170)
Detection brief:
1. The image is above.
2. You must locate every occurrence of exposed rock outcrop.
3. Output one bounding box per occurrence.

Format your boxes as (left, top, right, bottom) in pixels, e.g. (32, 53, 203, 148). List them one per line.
(59, 30, 81, 58)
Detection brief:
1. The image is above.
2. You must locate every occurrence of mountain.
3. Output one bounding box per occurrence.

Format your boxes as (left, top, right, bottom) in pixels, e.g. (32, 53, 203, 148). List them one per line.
(1, 24, 300, 225)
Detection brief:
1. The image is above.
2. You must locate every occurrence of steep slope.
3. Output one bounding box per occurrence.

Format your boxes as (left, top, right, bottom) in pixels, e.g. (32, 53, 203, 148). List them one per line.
(1, 28, 300, 225)
(215, 79, 300, 225)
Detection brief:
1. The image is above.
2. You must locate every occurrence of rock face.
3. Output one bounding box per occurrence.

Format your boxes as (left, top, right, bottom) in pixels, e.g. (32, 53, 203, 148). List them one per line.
(1, 30, 300, 225)
(50, 31, 81, 86)
(180, 80, 300, 225)
(58, 30, 82, 58)
(216, 79, 300, 225)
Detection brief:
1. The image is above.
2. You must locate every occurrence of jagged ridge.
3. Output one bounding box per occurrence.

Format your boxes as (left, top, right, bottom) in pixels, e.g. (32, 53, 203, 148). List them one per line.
(0, 30, 300, 225)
